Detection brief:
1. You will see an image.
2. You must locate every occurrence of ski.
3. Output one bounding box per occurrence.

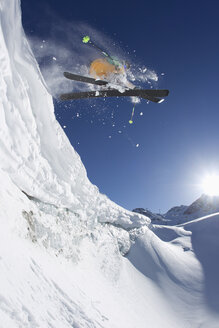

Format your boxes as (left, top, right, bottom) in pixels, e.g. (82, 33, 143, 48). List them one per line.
(63, 72, 108, 86)
(60, 89, 169, 102)
(62, 72, 169, 103)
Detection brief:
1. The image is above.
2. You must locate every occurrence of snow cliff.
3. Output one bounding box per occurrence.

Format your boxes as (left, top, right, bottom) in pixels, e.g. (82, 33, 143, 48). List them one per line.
(0, 0, 148, 231)
(0, 1, 219, 327)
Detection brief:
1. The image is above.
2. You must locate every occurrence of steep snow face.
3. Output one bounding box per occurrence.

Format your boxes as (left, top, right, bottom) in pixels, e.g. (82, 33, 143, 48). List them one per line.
(0, 0, 148, 230)
(0, 0, 88, 207)
(0, 0, 150, 305)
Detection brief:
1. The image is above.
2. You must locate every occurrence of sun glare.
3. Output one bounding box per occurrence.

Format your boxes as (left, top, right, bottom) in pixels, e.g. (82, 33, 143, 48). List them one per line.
(201, 174, 219, 196)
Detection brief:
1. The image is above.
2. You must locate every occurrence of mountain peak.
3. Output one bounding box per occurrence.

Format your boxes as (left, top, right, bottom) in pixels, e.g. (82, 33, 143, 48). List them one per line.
(134, 194, 219, 225)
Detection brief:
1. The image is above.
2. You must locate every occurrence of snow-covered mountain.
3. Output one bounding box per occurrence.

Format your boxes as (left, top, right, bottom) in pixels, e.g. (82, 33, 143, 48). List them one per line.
(164, 194, 219, 224)
(134, 194, 219, 225)
(0, 1, 219, 327)
(133, 207, 166, 223)
(184, 193, 219, 215)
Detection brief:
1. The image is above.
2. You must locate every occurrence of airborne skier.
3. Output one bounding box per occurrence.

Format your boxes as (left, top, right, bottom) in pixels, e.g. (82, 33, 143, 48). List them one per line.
(60, 35, 169, 123)
(83, 36, 135, 89)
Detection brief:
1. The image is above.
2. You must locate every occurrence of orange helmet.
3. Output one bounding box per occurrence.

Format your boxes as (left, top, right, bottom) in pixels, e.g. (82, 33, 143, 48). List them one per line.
(89, 58, 125, 79)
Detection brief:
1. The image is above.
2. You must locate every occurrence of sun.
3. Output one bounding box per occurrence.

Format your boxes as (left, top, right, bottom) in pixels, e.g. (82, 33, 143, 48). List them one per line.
(201, 174, 219, 196)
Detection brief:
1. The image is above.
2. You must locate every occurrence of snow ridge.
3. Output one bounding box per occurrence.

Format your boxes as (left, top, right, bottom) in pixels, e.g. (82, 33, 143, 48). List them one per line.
(0, 0, 149, 229)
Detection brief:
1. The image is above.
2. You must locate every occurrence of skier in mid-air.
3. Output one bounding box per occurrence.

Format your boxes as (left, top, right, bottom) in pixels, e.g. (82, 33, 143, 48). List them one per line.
(82, 36, 135, 89)
(60, 35, 169, 118)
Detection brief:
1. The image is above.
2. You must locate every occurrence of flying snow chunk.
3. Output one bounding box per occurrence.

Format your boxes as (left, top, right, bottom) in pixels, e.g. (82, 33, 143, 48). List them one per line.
(136, 144, 139, 147)
(53, 57, 57, 61)
(140, 67, 147, 73)
(140, 112, 143, 116)
(131, 97, 140, 104)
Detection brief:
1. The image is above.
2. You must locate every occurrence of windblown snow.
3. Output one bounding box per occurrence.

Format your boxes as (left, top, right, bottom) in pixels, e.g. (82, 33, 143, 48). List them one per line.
(0, 1, 219, 327)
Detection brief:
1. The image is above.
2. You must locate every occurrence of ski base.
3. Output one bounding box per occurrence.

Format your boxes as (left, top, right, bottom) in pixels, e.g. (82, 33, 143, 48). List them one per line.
(60, 88, 169, 103)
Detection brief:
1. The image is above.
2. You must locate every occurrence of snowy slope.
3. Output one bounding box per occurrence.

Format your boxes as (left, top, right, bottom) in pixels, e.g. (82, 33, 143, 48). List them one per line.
(0, 1, 219, 327)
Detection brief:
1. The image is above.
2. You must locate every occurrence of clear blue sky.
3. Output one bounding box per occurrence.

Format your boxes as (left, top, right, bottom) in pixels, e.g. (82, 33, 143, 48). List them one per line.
(21, 0, 219, 213)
